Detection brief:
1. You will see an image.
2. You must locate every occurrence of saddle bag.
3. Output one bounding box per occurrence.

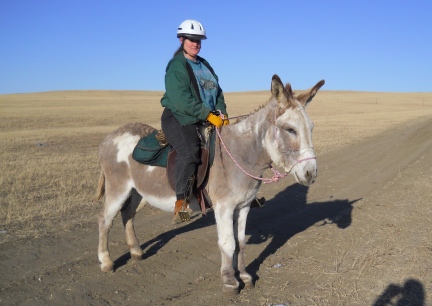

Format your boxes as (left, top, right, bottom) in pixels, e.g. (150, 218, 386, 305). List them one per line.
(132, 130, 170, 167)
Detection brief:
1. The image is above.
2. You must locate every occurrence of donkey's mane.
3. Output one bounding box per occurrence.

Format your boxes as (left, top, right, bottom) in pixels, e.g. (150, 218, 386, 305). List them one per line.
(232, 88, 304, 124)
(233, 97, 273, 124)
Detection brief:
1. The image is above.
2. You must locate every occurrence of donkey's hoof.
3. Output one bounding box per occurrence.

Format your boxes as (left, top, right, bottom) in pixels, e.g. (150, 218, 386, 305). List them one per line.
(101, 262, 114, 272)
(131, 253, 143, 261)
(243, 280, 254, 289)
(222, 284, 239, 296)
(240, 273, 254, 289)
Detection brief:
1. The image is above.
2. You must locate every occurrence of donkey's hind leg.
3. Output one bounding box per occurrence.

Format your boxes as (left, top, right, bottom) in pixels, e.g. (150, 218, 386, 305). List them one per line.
(98, 189, 131, 272)
(121, 188, 144, 260)
(234, 206, 254, 289)
(214, 204, 239, 295)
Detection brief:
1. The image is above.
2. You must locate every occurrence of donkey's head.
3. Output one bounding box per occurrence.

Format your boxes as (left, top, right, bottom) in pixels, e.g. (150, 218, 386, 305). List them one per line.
(266, 75, 325, 185)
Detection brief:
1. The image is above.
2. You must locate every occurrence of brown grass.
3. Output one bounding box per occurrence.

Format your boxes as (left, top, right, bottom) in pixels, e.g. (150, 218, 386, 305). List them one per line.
(1, 88, 432, 305)
(1, 89, 432, 237)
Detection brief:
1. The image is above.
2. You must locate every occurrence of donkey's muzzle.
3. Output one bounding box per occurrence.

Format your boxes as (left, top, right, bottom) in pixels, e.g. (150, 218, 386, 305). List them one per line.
(294, 160, 317, 186)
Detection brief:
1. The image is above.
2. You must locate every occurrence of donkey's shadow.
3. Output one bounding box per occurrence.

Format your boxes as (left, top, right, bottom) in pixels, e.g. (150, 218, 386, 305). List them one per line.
(113, 209, 216, 270)
(245, 184, 359, 280)
(114, 184, 358, 273)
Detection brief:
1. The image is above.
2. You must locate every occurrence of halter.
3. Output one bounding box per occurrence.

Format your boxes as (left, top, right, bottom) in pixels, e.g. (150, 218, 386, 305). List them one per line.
(215, 110, 316, 184)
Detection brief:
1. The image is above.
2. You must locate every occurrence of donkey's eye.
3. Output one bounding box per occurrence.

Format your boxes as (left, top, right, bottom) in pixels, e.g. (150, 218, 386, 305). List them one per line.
(286, 128, 296, 135)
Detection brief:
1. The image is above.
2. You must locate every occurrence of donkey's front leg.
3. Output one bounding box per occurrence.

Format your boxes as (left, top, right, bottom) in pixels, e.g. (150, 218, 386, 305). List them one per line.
(234, 206, 254, 289)
(214, 204, 239, 295)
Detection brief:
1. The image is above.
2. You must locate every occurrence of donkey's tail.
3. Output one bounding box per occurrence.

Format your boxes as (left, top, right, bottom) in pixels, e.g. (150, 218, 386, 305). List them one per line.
(96, 170, 105, 201)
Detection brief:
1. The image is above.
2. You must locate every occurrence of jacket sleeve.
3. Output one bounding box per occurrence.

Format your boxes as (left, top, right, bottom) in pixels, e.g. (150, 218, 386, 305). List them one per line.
(165, 61, 211, 122)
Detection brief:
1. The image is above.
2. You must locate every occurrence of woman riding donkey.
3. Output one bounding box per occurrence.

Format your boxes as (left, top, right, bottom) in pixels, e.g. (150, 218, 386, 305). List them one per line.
(160, 19, 229, 223)
(161, 20, 265, 223)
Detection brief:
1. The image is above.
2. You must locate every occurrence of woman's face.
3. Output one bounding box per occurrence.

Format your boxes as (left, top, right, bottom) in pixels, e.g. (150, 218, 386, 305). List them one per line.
(181, 37, 201, 58)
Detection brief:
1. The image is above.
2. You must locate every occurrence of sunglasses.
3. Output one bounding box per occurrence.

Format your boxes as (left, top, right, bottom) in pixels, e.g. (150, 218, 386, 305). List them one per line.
(186, 38, 202, 43)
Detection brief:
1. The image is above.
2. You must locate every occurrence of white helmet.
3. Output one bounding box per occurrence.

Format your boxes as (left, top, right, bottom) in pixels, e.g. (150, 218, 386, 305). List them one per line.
(177, 19, 207, 40)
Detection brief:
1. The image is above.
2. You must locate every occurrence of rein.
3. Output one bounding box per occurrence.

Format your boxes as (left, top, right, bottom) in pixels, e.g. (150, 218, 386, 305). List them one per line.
(214, 110, 316, 184)
(214, 127, 316, 184)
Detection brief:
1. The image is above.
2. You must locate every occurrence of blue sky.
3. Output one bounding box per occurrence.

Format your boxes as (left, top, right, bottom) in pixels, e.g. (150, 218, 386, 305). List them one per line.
(1, 0, 431, 94)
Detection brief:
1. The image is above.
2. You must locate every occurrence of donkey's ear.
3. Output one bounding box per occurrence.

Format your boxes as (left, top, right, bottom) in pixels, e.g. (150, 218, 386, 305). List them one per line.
(271, 74, 293, 108)
(285, 83, 294, 101)
(296, 80, 325, 107)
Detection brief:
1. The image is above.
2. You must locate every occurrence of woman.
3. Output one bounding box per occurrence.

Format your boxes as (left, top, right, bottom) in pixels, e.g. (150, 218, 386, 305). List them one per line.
(160, 19, 229, 223)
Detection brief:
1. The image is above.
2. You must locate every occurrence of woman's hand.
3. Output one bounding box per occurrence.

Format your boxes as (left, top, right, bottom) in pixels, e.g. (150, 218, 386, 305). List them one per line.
(206, 113, 223, 127)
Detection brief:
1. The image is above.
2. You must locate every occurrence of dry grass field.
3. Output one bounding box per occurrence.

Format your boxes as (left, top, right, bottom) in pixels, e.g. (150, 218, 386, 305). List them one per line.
(1, 85, 432, 305)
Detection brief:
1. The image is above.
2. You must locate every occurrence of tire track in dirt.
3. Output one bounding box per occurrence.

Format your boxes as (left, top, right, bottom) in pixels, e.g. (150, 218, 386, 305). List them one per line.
(234, 116, 432, 304)
(312, 116, 432, 201)
(0, 117, 431, 305)
(250, 116, 431, 240)
(248, 117, 432, 304)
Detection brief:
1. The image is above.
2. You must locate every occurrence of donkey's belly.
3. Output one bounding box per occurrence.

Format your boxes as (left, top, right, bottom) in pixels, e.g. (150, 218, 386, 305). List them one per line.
(130, 163, 176, 212)
(140, 193, 176, 212)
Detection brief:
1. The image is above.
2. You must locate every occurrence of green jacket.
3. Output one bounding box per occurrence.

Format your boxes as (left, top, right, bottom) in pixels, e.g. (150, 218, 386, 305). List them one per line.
(160, 52, 228, 126)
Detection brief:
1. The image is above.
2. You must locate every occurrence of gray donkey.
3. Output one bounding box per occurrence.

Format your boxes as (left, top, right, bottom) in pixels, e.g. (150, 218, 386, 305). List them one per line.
(96, 75, 325, 294)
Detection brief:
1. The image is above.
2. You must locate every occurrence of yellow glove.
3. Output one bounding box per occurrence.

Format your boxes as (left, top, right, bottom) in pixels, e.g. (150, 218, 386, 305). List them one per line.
(207, 113, 223, 128)
(222, 118, 230, 125)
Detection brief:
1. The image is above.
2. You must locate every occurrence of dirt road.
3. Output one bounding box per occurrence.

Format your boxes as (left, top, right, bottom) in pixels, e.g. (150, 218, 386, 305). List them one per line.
(1, 117, 431, 305)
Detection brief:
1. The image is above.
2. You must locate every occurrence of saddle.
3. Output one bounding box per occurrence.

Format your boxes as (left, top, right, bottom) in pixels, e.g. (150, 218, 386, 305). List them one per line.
(132, 125, 215, 216)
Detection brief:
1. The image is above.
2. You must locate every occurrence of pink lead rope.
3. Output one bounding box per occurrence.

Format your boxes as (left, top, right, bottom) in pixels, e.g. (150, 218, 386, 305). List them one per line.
(214, 126, 316, 184)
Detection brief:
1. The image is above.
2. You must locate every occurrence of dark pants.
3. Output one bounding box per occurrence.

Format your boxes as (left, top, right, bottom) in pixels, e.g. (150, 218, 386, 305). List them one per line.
(161, 108, 201, 200)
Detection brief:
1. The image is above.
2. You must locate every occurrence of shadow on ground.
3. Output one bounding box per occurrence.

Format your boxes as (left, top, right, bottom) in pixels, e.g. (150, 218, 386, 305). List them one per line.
(245, 184, 360, 281)
(372, 278, 425, 306)
(113, 209, 216, 270)
(113, 183, 359, 275)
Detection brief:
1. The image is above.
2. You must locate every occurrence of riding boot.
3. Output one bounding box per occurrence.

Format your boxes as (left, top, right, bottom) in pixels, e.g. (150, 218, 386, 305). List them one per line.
(173, 199, 193, 224)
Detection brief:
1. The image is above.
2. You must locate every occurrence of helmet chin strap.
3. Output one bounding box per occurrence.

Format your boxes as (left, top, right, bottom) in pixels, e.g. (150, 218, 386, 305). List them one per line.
(182, 48, 191, 57)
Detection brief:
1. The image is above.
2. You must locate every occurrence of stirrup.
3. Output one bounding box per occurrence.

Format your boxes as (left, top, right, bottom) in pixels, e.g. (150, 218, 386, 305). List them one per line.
(173, 199, 192, 224)
(177, 210, 191, 222)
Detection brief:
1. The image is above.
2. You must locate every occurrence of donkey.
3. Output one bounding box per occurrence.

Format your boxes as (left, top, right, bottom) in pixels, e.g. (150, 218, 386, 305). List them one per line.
(96, 75, 325, 294)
